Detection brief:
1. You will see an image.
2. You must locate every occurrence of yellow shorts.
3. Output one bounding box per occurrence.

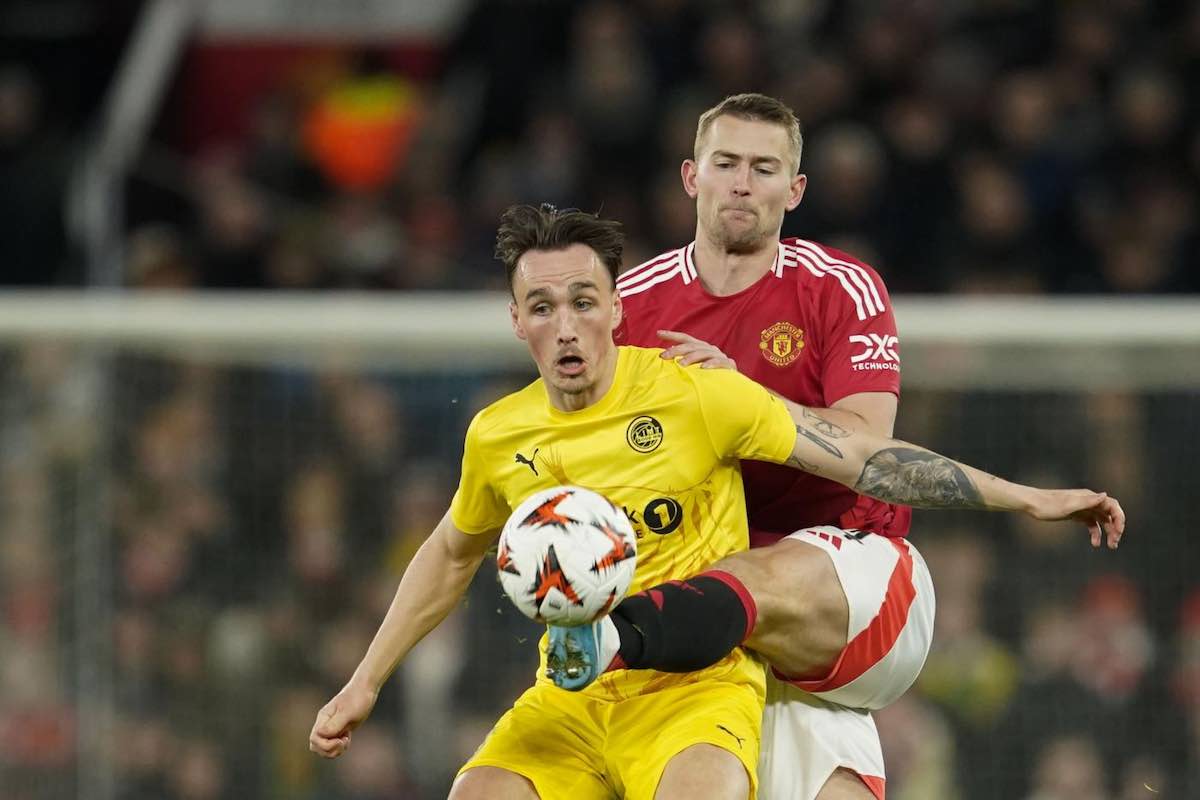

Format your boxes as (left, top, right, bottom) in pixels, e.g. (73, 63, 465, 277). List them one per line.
(459, 679, 762, 800)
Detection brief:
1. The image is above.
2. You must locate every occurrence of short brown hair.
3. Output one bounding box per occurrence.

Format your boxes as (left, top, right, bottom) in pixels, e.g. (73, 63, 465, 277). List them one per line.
(694, 93, 803, 173)
(495, 204, 624, 292)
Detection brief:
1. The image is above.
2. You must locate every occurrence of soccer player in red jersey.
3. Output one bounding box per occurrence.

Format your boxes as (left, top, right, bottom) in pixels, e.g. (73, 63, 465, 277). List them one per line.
(549, 95, 1125, 800)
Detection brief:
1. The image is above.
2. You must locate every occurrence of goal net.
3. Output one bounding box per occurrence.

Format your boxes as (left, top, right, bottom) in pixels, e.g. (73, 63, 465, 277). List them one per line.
(1, 293, 1195, 799)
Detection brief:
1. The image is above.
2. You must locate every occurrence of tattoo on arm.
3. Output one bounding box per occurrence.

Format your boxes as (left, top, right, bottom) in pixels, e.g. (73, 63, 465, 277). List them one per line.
(796, 424, 844, 459)
(786, 455, 821, 473)
(854, 447, 989, 509)
(802, 407, 852, 439)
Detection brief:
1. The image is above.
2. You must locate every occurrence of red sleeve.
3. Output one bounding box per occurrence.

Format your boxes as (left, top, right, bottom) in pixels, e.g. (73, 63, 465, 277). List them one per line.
(613, 291, 659, 347)
(613, 312, 630, 344)
(812, 249, 901, 406)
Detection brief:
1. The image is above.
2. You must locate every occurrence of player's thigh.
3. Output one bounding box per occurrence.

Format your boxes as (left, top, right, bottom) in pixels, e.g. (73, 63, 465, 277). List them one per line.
(782, 532, 931, 705)
(609, 680, 763, 800)
(712, 536, 849, 677)
(457, 683, 614, 800)
(779, 530, 934, 711)
(655, 743, 749, 800)
(449, 766, 539, 800)
(813, 768, 877, 800)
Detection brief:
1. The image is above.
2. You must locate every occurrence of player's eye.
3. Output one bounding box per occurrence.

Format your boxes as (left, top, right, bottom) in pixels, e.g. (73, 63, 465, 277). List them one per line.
(532, 303, 551, 315)
(716, 162, 733, 169)
(574, 298, 594, 311)
(755, 166, 776, 175)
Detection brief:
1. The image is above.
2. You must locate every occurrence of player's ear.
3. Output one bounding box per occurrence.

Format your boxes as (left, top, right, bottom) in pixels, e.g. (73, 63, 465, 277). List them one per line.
(681, 159, 700, 198)
(509, 300, 527, 341)
(786, 173, 807, 211)
(610, 292, 623, 331)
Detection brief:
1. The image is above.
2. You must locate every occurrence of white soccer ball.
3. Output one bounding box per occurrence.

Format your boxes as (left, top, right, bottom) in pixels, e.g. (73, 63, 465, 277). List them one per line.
(497, 486, 637, 625)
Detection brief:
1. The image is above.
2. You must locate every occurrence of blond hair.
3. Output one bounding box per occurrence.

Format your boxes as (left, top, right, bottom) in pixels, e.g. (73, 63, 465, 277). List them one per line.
(694, 93, 803, 173)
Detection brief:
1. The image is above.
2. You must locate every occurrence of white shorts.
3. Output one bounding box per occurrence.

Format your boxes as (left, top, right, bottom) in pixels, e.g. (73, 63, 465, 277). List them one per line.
(758, 527, 935, 800)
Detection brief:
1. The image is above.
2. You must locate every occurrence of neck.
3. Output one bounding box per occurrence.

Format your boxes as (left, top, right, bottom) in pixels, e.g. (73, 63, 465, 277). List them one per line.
(692, 229, 779, 296)
(546, 345, 620, 412)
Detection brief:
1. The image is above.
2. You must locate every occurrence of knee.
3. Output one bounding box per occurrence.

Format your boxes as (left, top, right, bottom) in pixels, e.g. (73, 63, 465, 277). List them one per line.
(449, 766, 539, 800)
(656, 744, 749, 800)
(710, 547, 782, 616)
(713, 540, 844, 631)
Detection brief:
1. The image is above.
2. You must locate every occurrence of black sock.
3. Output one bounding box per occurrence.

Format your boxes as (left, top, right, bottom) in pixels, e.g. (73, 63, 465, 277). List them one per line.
(609, 570, 756, 672)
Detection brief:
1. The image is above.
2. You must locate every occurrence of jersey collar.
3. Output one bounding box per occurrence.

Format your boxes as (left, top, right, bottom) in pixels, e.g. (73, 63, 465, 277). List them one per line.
(684, 240, 786, 284)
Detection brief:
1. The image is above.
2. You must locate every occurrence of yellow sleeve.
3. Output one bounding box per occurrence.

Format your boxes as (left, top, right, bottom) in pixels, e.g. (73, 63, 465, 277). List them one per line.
(690, 366, 796, 464)
(449, 411, 509, 535)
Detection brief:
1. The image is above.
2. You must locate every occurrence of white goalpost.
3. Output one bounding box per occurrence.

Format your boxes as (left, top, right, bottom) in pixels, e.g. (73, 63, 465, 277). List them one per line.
(0, 292, 1195, 384)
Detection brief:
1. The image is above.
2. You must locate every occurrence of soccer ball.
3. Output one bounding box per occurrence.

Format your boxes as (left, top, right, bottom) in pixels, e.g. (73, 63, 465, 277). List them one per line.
(497, 486, 637, 625)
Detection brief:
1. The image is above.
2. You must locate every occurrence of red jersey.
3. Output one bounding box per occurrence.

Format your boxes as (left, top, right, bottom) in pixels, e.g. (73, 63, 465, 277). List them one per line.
(615, 238, 911, 544)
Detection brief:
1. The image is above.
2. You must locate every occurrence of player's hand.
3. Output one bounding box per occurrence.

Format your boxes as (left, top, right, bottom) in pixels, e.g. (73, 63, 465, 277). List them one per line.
(309, 680, 378, 759)
(1026, 489, 1126, 550)
(658, 330, 737, 369)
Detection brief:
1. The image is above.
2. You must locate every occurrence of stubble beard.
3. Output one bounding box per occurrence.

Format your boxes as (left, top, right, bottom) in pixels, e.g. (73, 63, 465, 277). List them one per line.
(712, 214, 769, 255)
(551, 371, 591, 396)
(557, 381, 589, 396)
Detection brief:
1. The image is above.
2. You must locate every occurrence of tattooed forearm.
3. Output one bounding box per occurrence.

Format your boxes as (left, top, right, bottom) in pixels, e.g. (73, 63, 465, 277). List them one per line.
(853, 447, 990, 509)
(787, 455, 821, 473)
(796, 424, 843, 458)
(802, 407, 852, 439)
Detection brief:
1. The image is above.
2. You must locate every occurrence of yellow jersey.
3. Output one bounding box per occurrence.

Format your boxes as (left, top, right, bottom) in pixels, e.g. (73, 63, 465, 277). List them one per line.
(450, 345, 796, 701)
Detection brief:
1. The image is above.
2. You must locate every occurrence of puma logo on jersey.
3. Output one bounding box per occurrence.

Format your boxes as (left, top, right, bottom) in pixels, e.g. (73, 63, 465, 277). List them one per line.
(717, 724, 745, 749)
(515, 448, 539, 475)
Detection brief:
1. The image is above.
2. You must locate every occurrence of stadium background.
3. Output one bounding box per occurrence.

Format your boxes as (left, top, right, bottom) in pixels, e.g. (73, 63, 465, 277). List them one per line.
(1, 1, 1197, 798)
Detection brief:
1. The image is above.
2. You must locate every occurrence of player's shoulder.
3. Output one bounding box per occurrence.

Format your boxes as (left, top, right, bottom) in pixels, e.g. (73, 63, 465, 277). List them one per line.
(625, 344, 757, 397)
(618, 345, 711, 397)
(779, 238, 891, 320)
(615, 244, 694, 299)
(618, 345, 686, 387)
(779, 238, 888, 285)
(467, 379, 544, 441)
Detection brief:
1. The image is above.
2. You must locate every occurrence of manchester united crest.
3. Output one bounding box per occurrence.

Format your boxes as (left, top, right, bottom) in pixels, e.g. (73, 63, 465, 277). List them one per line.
(759, 322, 804, 367)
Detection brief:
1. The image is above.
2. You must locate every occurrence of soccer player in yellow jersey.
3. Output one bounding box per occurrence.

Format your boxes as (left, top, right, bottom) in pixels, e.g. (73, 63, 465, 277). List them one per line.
(309, 204, 1124, 800)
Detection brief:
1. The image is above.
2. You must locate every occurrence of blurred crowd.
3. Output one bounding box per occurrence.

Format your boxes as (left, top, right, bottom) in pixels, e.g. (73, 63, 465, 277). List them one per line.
(1, 0, 1198, 291)
(1, 1, 1199, 799)
(0, 347, 1197, 799)
(0, 348, 545, 798)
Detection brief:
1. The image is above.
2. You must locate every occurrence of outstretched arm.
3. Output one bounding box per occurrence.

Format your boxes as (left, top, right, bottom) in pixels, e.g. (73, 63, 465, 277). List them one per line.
(309, 511, 496, 758)
(658, 330, 1125, 547)
(783, 405, 1126, 549)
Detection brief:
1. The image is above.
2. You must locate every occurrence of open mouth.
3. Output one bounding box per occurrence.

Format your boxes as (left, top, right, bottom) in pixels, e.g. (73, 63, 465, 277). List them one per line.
(556, 355, 586, 376)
